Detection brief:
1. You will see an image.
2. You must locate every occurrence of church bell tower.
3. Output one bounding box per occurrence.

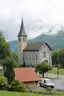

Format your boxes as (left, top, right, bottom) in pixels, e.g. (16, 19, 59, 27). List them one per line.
(17, 17, 27, 65)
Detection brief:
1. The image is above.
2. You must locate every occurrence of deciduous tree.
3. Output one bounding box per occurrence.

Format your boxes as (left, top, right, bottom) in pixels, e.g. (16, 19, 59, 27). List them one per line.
(35, 62, 52, 78)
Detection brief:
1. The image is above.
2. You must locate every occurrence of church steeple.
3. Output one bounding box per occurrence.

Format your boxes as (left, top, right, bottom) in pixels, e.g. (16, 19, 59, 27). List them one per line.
(18, 17, 27, 37)
(17, 17, 27, 65)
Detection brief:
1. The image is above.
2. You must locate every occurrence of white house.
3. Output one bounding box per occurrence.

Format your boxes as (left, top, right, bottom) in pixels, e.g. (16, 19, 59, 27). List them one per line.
(17, 17, 52, 66)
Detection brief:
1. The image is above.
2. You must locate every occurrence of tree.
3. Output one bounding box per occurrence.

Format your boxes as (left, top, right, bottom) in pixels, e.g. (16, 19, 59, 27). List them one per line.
(12, 52, 18, 67)
(4, 57, 15, 84)
(0, 32, 18, 67)
(0, 32, 19, 84)
(0, 32, 11, 59)
(52, 48, 64, 68)
(35, 62, 52, 78)
(52, 50, 59, 66)
(58, 48, 64, 68)
(0, 74, 7, 90)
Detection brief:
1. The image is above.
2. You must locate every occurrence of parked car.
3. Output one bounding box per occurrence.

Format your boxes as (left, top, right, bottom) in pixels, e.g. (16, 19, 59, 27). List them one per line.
(39, 78, 54, 88)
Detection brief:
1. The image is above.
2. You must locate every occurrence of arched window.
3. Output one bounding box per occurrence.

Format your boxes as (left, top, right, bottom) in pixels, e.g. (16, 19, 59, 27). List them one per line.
(23, 37, 26, 42)
(36, 55, 38, 60)
(44, 60, 48, 63)
(43, 51, 46, 58)
(29, 54, 30, 60)
(18, 37, 21, 41)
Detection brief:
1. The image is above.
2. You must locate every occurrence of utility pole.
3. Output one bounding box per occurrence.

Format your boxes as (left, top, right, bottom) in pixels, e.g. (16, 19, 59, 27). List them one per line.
(57, 65, 59, 79)
(57, 58, 60, 79)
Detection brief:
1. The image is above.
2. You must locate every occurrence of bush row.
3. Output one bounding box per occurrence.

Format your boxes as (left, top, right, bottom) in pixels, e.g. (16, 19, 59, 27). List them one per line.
(0, 74, 26, 92)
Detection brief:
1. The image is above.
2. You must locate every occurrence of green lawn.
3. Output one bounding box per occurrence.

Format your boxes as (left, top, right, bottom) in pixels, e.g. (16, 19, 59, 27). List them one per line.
(0, 90, 64, 96)
(0, 91, 41, 96)
(48, 68, 64, 75)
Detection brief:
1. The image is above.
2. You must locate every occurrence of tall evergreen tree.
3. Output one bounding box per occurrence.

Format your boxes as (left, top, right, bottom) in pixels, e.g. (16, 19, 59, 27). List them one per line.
(0, 32, 16, 83)
(4, 57, 15, 84)
(0, 32, 11, 59)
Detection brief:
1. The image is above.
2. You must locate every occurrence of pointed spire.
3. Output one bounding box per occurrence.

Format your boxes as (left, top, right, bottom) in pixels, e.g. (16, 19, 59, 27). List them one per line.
(18, 17, 27, 37)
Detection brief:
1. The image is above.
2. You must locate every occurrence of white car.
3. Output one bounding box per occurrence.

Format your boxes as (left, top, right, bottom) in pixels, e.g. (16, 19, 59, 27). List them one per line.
(39, 78, 54, 88)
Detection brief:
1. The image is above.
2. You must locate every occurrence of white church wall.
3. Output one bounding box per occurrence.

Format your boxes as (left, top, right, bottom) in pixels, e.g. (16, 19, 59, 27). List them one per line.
(39, 43, 52, 65)
(23, 51, 39, 66)
(23, 43, 52, 66)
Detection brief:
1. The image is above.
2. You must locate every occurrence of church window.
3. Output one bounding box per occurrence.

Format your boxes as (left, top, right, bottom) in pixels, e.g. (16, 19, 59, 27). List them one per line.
(25, 56, 27, 60)
(36, 55, 38, 60)
(29, 54, 30, 60)
(18, 37, 21, 41)
(32, 54, 34, 60)
(23, 37, 26, 42)
(43, 51, 46, 58)
(44, 60, 48, 63)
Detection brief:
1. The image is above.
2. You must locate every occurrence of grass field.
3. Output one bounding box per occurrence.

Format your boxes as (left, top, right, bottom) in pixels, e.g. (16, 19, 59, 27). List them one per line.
(0, 91, 41, 96)
(0, 90, 64, 96)
(48, 68, 64, 75)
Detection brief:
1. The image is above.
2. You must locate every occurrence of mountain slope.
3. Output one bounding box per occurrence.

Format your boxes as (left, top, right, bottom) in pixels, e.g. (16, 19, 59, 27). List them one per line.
(9, 31, 64, 52)
(9, 40, 18, 52)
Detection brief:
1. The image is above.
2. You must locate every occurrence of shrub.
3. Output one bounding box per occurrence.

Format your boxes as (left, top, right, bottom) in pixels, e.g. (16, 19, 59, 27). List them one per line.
(46, 86, 52, 91)
(0, 74, 8, 90)
(11, 80, 26, 92)
(7, 85, 11, 91)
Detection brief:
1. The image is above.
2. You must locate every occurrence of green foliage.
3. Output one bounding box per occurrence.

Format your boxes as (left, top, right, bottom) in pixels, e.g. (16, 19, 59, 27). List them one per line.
(11, 80, 26, 92)
(0, 32, 19, 84)
(0, 74, 8, 90)
(12, 52, 18, 67)
(46, 86, 52, 91)
(52, 50, 59, 66)
(0, 74, 7, 86)
(4, 57, 15, 84)
(58, 48, 64, 68)
(48, 68, 64, 75)
(0, 32, 11, 59)
(0, 32, 18, 67)
(52, 48, 64, 68)
(35, 62, 52, 77)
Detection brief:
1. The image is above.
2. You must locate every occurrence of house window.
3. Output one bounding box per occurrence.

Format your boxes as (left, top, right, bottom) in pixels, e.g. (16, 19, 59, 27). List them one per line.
(43, 51, 46, 58)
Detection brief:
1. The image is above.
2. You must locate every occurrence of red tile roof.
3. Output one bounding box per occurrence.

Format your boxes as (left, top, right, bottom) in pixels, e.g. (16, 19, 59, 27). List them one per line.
(14, 68, 40, 82)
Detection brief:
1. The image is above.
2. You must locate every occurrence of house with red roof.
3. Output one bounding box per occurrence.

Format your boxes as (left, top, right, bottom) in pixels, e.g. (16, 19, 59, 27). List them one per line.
(14, 68, 40, 88)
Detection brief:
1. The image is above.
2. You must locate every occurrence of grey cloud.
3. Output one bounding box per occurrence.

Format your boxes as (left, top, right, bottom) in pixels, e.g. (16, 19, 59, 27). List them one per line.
(0, 0, 64, 41)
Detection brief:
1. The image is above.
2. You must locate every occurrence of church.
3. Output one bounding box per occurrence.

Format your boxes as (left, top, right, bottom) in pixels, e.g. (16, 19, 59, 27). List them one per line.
(17, 18, 52, 67)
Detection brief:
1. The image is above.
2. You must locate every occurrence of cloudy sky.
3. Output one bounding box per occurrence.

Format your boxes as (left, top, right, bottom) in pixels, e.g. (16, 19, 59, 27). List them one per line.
(0, 0, 64, 41)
